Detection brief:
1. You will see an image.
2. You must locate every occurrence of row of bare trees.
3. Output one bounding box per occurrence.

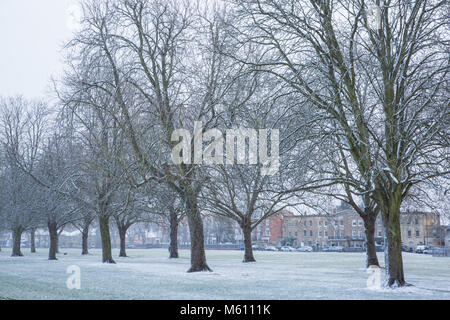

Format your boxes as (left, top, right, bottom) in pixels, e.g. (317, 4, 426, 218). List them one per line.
(0, 0, 448, 288)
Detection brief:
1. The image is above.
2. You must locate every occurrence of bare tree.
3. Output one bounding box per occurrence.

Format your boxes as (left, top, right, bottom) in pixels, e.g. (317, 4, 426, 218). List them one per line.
(64, 0, 245, 272)
(34, 133, 81, 260)
(141, 183, 186, 259)
(231, 0, 449, 286)
(0, 96, 48, 256)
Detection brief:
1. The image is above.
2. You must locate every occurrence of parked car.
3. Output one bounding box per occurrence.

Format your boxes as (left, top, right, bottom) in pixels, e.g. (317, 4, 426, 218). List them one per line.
(415, 245, 430, 254)
(252, 244, 266, 251)
(423, 247, 434, 254)
(280, 246, 295, 252)
(401, 244, 413, 252)
(296, 246, 313, 252)
(328, 246, 344, 252)
(265, 246, 278, 251)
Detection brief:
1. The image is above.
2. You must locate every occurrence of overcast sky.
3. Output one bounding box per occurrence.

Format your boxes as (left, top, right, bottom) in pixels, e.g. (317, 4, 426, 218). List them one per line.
(0, 0, 80, 100)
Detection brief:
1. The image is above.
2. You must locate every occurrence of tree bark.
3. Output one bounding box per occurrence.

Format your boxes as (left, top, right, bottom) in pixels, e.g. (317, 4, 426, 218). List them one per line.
(30, 228, 36, 253)
(81, 228, 89, 255)
(48, 221, 58, 260)
(169, 210, 179, 259)
(118, 225, 127, 257)
(11, 228, 24, 257)
(242, 222, 256, 262)
(363, 214, 379, 268)
(382, 205, 406, 287)
(184, 192, 211, 272)
(99, 214, 115, 263)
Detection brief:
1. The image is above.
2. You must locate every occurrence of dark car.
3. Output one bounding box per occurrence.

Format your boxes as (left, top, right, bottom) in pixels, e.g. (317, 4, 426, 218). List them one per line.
(401, 244, 413, 252)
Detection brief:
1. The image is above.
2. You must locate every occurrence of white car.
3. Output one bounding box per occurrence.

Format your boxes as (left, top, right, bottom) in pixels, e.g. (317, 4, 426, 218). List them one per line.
(296, 246, 313, 252)
(265, 246, 278, 251)
(280, 246, 295, 252)
(415, 245, 429, 253)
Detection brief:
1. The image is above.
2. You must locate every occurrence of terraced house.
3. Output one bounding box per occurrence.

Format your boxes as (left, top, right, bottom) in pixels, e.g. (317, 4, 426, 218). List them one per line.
(282, 205, 442, 251)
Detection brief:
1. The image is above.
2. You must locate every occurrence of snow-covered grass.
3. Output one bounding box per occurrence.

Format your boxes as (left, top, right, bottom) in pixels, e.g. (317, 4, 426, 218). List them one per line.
(0, 248, 449, 300)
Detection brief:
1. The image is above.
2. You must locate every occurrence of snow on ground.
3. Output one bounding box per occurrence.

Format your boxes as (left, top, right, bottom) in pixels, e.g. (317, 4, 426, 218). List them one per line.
(0, 248, 449, 300)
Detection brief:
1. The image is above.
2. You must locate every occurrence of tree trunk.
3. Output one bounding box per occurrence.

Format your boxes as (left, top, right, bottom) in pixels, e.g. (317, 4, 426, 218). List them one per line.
(99, 214, 115, 264)
(363, 214, 379, 268)
(48, 221, 58, 260)
(382, 205, 406, 287)
(169, 210, 179, 259)
(30, 228, 36, 253)
(184, 192, 211, 272)
(242, 222, 256, 262)
(11, 228, 24, 257)
(81, 228, 89, 255)
(118, 225, 127, 257)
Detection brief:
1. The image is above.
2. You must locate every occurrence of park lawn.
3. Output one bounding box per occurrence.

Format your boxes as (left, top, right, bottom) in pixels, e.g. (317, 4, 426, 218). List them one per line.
(0, 248, 449, 300)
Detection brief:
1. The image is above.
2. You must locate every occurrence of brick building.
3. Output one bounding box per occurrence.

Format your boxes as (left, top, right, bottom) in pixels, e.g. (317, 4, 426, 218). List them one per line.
(283, 206, 441, 250)
(400, 211, 442, 249)
(227, 211, 294, 245)
(252, 211, 294, 244)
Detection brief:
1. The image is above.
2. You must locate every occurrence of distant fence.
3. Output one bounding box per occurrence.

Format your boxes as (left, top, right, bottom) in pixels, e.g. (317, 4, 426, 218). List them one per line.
(432, 247, 450, 257)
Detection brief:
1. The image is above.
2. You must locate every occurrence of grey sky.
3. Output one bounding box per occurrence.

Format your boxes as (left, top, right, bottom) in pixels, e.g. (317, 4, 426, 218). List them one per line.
(0, 0, 80, 100)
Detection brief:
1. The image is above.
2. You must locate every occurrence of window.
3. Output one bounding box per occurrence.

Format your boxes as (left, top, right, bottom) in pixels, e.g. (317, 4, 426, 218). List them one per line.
(352, 220, 356, 227)
(295, 231, 298, 237)
(358, 220, 363, 226)
(334, 231, 338, 238)
(334, 220, 338, 226)
(408, 230, 411, 238)
(358, 231, 363, 239)
(318, 231, 322, 237)
(416, 230, 420, 237)
(309, 220, 312, 227)
(324, 231, 328, 237)
(318, 220, 322, 226)
(266, 229, 270, 237)
(303, 221, 306, 227)
(378, 230, 382, 237)
(415, 218, 419, 225)
(340, 231, 344, 238)
(310, 230, 313, 237)
(324, 221, 328, 227)
(304, 230, 307, 237)
(352, 230, 357, 238)
(407, 218, 411, 225)
(340, 220, 344, 226)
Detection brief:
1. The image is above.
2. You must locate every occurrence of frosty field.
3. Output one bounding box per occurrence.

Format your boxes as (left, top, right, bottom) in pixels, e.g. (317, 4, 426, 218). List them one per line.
(0, 249, 449, 300)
